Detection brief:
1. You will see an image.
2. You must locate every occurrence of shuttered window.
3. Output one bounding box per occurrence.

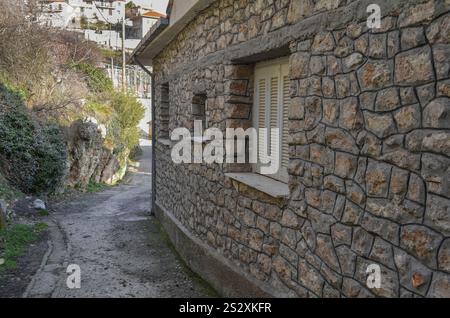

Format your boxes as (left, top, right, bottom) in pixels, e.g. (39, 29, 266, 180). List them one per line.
(253, 58, 290, 183)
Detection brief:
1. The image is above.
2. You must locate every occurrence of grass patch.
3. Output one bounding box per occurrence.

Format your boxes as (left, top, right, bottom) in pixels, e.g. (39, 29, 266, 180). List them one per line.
(0, 222, 48, 274)
(38, 209, 50, 216)
(86, 181, 110, 193)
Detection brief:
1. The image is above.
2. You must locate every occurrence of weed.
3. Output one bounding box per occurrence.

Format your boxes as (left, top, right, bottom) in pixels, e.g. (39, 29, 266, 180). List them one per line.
(0, 222, 48, 274)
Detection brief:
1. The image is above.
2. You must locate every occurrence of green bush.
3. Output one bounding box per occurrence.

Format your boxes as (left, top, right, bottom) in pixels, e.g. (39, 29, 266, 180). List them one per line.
(109, 92, 145, 152)
(72, 63, 113, 93)
(32, 124, 67, 194)
(0, 84, 67, 194)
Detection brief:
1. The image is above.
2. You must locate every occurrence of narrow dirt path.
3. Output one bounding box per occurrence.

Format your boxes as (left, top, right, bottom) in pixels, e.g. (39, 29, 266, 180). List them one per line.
(25, 139, 213, 298)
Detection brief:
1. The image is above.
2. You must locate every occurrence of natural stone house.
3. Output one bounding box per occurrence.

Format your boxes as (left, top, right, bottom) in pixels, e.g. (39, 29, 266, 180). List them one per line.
(131, 0, 450, 297)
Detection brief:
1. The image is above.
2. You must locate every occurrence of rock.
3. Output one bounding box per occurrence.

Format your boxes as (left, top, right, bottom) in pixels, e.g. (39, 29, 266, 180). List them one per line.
(363, 111, 396, 138)
(309, 55, 326, 75)
(290, 52, 310, 79)
(368, 33, 387, 58)
(432, 44, 450, 80)
(351, 227, 374, 257)
(336, 246, 357, 276)
(339, 97, 363, 131)
(366, 198, 424, 225)
(395, 46, 434, 85)
(400, 225, 443, 269)
(401, 27, 426, 50)
(341, 200, 363, 225)
(427, 272, 450, 297)
(361, 212, 400, 245)
(398, 0, 435, 28)
(33, 199, 46, 211)
(287, 0, 314, 24)
(316, 234, 340, 271)
(423, 98, 450, 129)
(375, 87, 400, 111)
(387, 30, 400, 58)
(335, 152, 357, 179)
(426, 13, 450, 44)
(369, 237, 395, 269)
(331, 223, 352, 246)
(342, 53, 364, 72)
(420, 153, 450, 196)
(365, 160, 391, 197)
(394, 248, 432, 296)
(357, 60, 393, 91)
(325, 127, 359, 154)
(298, 259, 324, 296)
(438, 238, 450, 273)
(311, 32, 335, 53)
(394, 104, 421, 133)
(424, 194, 450, 237)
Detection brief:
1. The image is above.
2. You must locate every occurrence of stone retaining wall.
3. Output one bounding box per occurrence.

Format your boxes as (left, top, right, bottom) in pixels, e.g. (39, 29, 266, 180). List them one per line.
(153, 0, 450, 297)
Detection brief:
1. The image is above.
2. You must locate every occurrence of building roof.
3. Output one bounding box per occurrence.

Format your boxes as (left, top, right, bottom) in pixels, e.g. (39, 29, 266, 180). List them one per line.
(142, 10, 166, 19)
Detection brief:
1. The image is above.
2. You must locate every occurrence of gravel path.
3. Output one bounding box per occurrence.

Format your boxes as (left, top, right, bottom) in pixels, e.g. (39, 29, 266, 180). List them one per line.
(24, 139, 213, 298)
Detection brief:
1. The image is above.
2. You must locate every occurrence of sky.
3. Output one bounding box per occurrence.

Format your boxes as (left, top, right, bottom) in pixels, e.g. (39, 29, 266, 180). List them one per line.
(131, 0, 169, 13)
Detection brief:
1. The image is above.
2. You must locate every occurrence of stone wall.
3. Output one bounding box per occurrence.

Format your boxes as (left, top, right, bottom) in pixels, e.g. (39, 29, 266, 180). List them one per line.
(152, 0, 450, 297)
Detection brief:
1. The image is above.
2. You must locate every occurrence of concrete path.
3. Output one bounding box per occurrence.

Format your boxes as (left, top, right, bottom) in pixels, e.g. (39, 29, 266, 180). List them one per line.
(25, 139, 212, 298)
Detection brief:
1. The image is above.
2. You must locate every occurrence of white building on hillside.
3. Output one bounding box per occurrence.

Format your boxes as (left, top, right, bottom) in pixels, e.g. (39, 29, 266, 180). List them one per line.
(38, 0, 126, 28)
(37, 1, 164, 51)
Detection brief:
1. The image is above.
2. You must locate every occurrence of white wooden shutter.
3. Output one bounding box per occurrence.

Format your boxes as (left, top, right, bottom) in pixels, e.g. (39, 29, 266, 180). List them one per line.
(257, 78, 268, 166)
(269, 76, 280, 172)
(253, 58, 289, 183)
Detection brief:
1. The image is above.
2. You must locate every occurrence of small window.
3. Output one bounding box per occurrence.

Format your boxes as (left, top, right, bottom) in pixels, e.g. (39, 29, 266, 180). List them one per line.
(160, 83, 170, 139)
(192, 94, 207, 130)
(253, 57, 290, 183)
(109, 8, 113, 16)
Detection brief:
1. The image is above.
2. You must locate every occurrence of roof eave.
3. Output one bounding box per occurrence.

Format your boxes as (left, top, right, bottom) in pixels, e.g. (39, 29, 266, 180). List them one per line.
(129, 0, 217, 66)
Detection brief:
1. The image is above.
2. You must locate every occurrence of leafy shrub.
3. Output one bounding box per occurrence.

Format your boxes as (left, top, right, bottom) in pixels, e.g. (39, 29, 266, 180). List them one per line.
(109, 92, 145, 152)
(32, 124, 67, 194)
(0, 85, 37, 192)
(72, 63, 113, 93)
(0, 84, 67, 194)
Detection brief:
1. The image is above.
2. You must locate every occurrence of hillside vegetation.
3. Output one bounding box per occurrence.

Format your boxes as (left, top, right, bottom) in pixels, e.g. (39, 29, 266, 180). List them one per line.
(0, 1, 144, 198)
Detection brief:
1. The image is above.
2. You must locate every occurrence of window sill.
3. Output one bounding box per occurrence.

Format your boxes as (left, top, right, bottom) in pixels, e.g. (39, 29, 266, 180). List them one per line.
(157, 138, 173, 146)
(225, 173, 289, 198)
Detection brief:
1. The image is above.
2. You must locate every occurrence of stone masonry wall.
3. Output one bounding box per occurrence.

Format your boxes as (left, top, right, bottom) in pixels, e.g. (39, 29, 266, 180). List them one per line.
(153, 0, 450, 297)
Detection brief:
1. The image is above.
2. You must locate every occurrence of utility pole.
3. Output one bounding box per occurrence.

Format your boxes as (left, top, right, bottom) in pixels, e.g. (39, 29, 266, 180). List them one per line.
(122, 11, 126, 92)
(110, 56, 114, 86)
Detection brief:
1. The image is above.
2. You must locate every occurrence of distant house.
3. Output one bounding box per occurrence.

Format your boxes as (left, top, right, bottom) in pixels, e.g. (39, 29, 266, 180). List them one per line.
(37, 1, 164, 52)
(38, 0, 74, 28)
(128, 9, 166, 40)
(37, 0, 125, 29)
(131, 0, 450, 298)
